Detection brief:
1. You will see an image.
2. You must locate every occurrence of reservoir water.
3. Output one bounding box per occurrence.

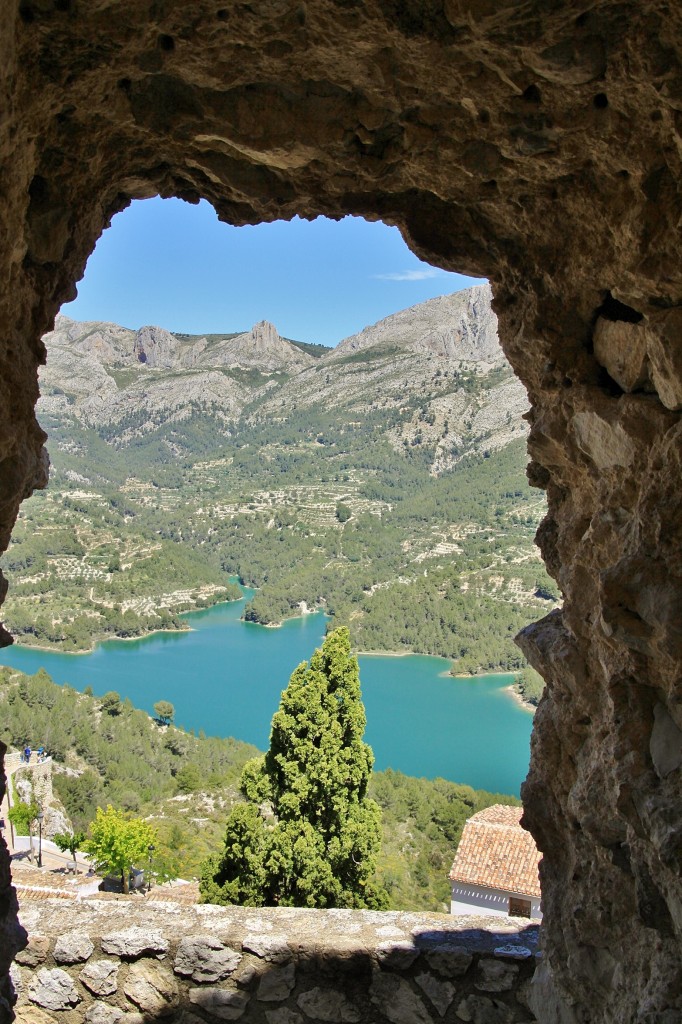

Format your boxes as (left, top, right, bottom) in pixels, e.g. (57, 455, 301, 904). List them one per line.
(0, 591, 533, 795)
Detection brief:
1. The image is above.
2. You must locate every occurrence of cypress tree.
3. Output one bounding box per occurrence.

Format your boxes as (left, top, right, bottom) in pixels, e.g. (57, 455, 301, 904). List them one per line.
(201, 627, 388, 908)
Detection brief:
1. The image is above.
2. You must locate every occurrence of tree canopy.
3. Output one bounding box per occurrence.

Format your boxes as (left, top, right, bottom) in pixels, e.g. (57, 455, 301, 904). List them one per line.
(201, 627, 388, 909)
(83, 805, 157, 893)
(153, 700, 175, 725)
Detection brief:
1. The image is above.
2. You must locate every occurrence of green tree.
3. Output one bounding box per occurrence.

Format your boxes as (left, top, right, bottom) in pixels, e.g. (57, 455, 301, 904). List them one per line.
(83, 805, 157, 893)
(201, 627, 388, 909)
(54, 829, 86, 870)
(153, 700, 175, 725)
(8, 799, 39, 836)
(100, 691, 122, 716)
(335, 502, 352, 523)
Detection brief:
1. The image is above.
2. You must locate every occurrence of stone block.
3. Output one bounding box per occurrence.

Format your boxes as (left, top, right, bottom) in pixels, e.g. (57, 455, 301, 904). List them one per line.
(257, 962, 296, 1001)
(85, 1003, 125, 1024)
(475, 959, 519, 992)
(370, 972, 433, 1024)
(53, 929, 95, 964)
(102, 926, 169, 958)
(376, 941, 420, 969)
(456, 994, 515, 1023)
(415, 972, 456, 1017)
(174, 935, 242, 983)
(14, 935, 49, 967)
(27, 967, 80, 1011)
(425, 944, 473, 977)
(80, 958, 120, 996)
(297, 985, 362, 1021)
(124, 959, 179, 1016)
(189, 986, 251, 1020)
(243, 935, 291, 962)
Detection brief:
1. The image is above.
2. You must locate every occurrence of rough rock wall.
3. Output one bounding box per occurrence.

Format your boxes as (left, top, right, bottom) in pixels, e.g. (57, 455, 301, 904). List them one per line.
(0, 2, 680, 1022)
(12, 901, 539, 1023)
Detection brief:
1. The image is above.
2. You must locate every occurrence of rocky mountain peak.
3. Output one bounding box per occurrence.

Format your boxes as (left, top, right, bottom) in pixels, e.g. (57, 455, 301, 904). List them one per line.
(133, 325, 180, 368)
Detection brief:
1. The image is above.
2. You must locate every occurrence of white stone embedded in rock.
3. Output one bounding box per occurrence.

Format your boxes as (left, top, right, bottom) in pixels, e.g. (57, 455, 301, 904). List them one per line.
(174, 935, 242, 982)
(243, 935, 291, 962)
(79, 958, 120, 996)
(53, 930, 94, 964)
(84, 1002, 125, 1024)
(28, 967, 80, 1011)
(593, 318, 649, 393)
(101, 926, 169, 958)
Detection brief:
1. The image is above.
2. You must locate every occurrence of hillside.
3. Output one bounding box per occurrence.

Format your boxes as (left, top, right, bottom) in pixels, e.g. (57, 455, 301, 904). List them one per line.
(1, 285, 557, 674)
(0, 666, 519, 911)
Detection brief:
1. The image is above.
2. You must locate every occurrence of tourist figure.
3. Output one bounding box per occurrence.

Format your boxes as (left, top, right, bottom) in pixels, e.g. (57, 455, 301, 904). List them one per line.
(37, 744, 45, 762)
(24, 745, 31, 764)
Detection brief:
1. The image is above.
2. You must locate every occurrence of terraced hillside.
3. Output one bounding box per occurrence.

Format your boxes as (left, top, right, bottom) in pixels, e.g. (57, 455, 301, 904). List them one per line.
(1, 285, 558, 672)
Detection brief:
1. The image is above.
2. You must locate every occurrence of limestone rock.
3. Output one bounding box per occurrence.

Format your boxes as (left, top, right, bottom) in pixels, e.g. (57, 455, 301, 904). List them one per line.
(425, 945, 473, 978)
(243, 935, 291, 962)
(123, 960, 179, 1016)
(27, 967, 80, 1011)
(14, 1007, 55, 1024)
(174, 935, 242, 983)
(415, 972, 456, 1017)
(296, 986, 362, 1022)
(475, 959, 520, 993)
(593, 318, 649, 393)
(189, 986, 250, 1020)
(370, 973, 433, 1024)
(79, 959, 120, 996)
(101, 926, 169, 958)
(376, 941, 420, 969)
(53, 929, 94, 964)
(256, 962, 296, 1001)
(455, 995, 515, 1024)
(14, 935, 49, 966)
(85, 1003, 125, 1024)
(650, 702, 682, 778)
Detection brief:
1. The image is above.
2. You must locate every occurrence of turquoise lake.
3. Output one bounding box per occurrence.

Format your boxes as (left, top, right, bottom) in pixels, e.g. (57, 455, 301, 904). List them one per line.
(0, 591, 534, 795)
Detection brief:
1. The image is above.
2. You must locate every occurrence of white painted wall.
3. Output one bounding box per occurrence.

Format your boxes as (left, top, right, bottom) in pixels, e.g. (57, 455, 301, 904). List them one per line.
(450, 881, 542, 920)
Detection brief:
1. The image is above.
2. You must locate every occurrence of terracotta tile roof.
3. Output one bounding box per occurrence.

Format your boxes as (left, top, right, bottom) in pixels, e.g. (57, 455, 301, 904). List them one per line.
(449, 804, 541, 898)
(147, 881, 201, 905)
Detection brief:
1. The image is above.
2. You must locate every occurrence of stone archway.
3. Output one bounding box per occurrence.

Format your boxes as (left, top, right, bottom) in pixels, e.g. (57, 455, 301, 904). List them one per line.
(1, 2, 680, 1020)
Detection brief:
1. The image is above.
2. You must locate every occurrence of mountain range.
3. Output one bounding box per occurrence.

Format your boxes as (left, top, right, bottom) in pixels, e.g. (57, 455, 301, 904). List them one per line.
(40, 283, 528, 474)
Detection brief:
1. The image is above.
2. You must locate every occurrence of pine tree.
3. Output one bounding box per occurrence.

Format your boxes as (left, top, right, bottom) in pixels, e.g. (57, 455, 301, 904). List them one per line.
(201, 627, 388, 909)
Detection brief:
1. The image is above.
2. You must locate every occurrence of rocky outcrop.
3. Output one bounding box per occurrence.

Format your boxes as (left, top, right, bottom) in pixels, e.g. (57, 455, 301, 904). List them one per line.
(11, 900, 539, 1023)
(332, 285, 502, 364)
(0, 2, 681, 1022)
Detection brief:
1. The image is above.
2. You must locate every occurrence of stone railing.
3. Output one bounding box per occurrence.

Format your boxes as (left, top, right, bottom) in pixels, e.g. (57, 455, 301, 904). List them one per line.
(11, 899, 541, 1023)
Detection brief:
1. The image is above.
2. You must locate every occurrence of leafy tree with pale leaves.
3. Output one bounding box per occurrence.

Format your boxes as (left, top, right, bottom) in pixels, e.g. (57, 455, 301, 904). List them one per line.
(201, 628, 388, 909)
(83, 805, 156, 893)
(54, 829, 86, 870)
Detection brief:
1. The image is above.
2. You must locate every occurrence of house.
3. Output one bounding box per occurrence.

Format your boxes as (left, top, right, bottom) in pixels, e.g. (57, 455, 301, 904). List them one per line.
(449, 804, 542, 920)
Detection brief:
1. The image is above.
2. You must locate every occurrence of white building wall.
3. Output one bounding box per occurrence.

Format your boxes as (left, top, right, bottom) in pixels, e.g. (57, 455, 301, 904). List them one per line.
(450, 881, 542, 920)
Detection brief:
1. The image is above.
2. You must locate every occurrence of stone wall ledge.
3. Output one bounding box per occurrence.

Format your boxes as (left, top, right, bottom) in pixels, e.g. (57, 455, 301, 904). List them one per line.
(12, 899, 540, 1023)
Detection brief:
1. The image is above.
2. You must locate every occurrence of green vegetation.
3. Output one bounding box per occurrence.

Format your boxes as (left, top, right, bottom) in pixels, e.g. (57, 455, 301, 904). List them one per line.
(0, 666, 518, 910)
(54, 829, 86, 869)
(515, 665, 545, 707)
(83, 805, 157, 894)
(1, 341, 557, 684)
(8, 798, 39, 836)
(154, 700, 175, 725)
(201, 629, 388, 909)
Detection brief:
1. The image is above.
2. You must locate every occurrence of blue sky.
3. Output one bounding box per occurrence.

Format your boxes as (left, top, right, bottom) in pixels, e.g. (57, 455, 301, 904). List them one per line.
(62, 197, 485, 348)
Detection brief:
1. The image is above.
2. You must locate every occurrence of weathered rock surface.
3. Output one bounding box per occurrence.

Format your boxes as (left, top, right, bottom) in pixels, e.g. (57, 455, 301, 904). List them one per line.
(27, 967, 80, 1011)
(101, 926, 169, 958)
(174, 935, 242, 983)
(123, 959, 179, 1015)
(79, 959, 120, 996)
(53, 929, 94, 964)
(1, 2, 682, 1022)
